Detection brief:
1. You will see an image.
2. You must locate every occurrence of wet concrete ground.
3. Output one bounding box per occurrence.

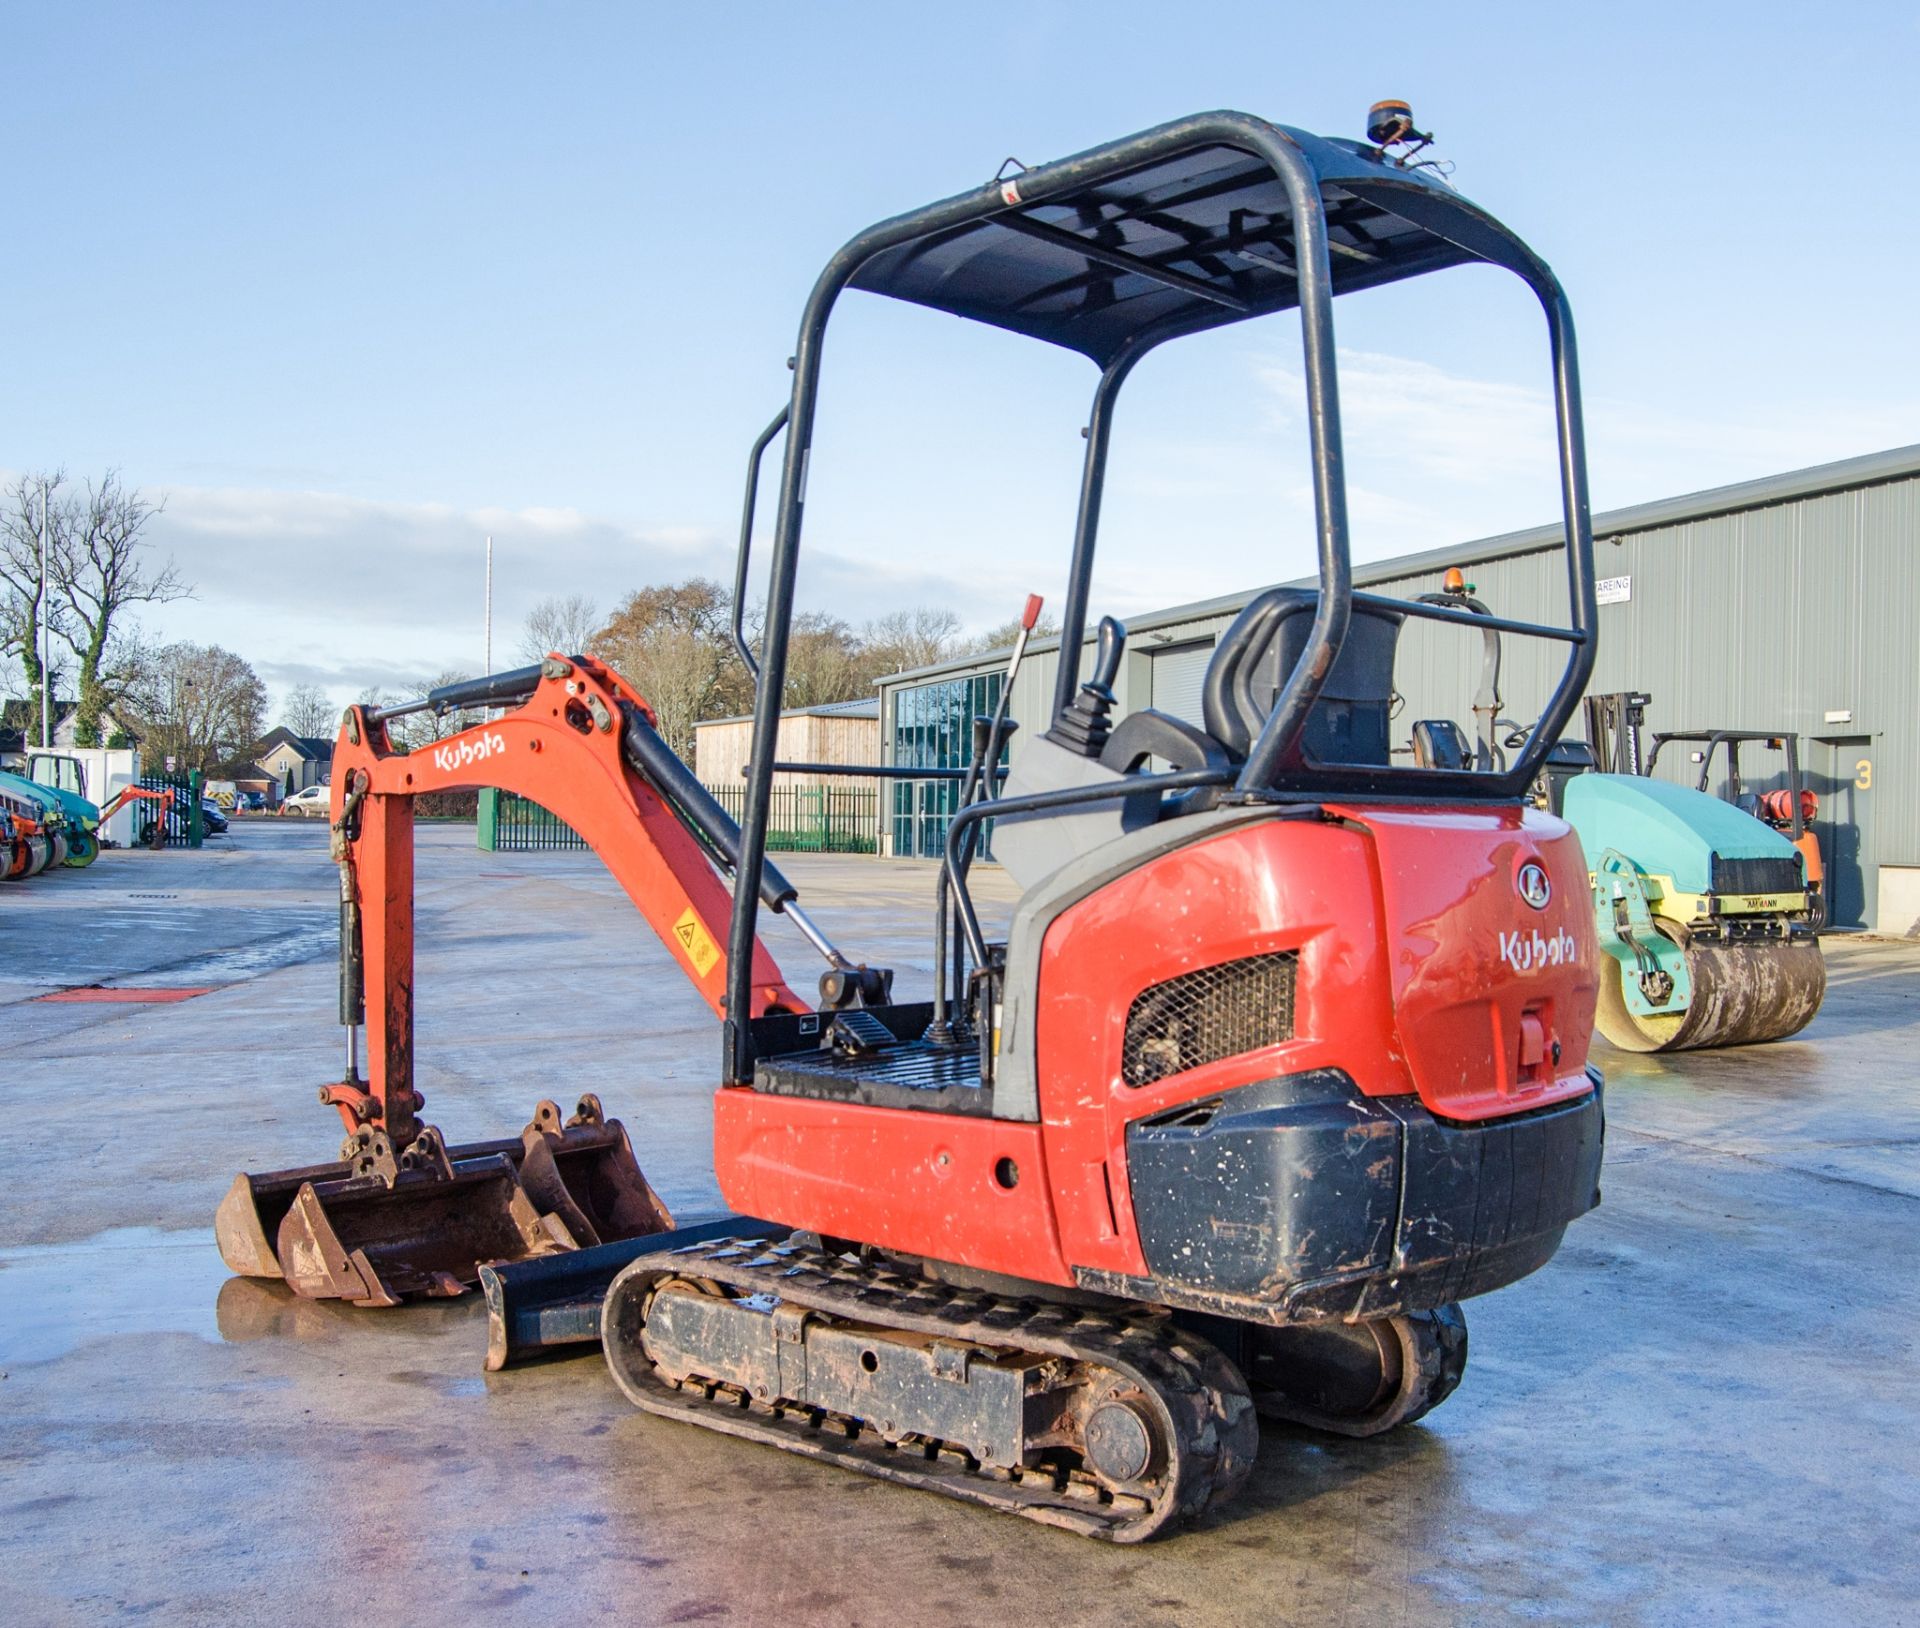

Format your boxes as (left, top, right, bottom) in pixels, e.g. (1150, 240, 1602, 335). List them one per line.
(2, 821, 1917, 1626)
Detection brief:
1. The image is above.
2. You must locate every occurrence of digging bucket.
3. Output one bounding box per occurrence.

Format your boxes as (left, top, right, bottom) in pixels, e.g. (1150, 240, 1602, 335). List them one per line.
(214, 1096, 671, 1306)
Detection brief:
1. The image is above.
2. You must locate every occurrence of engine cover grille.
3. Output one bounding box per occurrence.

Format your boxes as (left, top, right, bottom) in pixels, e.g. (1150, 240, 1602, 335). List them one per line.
(1711, 854, 1804, 896)
(1121, 951, 1297, 1086)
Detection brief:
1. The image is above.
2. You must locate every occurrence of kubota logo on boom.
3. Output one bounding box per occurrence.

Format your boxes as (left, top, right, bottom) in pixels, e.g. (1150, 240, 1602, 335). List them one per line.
(1498, 926, 1579, 971)
(432, 732, 507, 774)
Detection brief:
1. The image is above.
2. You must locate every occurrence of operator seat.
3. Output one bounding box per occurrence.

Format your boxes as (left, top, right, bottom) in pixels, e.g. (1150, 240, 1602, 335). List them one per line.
(1202, 588, 1405, 773)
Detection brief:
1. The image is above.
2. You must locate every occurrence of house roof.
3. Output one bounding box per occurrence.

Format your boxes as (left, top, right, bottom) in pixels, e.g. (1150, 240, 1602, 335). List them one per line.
(255, 726, 335, 760)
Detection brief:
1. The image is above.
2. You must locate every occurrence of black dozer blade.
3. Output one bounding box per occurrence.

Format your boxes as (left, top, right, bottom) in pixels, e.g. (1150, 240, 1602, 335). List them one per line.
(214, 1094, 672, 1307)
(477, 1214, 787, 1370)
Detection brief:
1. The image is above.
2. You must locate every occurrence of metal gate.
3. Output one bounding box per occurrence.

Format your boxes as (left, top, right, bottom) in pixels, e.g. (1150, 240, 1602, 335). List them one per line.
(137, 771, 204, 848)
(478, 788, 585, 852)
(477, 784, 876, 855)
(709, 784, 878, 854)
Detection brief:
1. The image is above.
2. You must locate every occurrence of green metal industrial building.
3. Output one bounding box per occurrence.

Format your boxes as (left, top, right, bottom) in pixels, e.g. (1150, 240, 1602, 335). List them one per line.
(877, 442, 1919, 934)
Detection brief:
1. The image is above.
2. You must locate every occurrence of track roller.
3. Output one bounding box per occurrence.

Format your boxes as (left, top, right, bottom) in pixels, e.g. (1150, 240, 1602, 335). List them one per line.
(1244, 1306, 1468, 1437)
(602, 1236, 1257, 1541)
(1596, 919, 1825, 1052)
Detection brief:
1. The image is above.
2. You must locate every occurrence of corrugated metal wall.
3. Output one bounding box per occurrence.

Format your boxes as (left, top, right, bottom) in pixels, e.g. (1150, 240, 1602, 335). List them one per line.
(1370, 473, 1918, 928)
(880, 466, 1916, 926)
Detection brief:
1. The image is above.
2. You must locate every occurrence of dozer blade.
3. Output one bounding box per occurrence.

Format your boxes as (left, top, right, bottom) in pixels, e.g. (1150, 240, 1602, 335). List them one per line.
(215, 1096, 672, 1306)
(478, 1214, 784, 1370)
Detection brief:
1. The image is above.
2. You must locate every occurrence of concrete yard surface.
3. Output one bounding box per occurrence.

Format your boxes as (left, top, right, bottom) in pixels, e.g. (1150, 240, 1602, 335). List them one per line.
(2, 822, 1917, 1627)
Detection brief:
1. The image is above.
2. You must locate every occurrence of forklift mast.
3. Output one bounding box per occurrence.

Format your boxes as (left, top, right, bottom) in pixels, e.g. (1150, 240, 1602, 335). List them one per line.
(1583, 692, 1652, 776)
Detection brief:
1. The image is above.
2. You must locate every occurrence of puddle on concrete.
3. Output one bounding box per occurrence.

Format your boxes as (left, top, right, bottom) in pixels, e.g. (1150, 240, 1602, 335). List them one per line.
(0, 1227, 231, 1365)
(0, 1227, 488, 1366)
(118, 910, 335, 986)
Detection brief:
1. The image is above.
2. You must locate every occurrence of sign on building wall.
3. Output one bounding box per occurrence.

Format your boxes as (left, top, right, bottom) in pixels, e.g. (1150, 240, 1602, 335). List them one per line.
(1596, 575, 1632, 605)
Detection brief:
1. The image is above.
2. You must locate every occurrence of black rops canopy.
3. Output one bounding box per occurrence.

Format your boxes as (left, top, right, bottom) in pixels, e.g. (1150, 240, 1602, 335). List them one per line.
(847, 125, 1550, 366)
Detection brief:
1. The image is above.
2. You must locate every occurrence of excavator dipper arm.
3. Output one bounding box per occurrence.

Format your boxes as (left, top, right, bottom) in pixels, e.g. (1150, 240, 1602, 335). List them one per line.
(216, 653, 810, 1305)
(324, 655, 803, 1142)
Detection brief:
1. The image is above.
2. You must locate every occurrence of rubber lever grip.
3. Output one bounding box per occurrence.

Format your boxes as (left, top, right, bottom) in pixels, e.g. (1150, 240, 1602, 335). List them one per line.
(1089, 616, 1126, 697)
(618, 704, 797, 911)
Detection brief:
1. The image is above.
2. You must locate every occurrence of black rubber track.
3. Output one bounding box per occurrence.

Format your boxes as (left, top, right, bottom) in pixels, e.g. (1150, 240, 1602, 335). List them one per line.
(602, 1235, 1258, 1541)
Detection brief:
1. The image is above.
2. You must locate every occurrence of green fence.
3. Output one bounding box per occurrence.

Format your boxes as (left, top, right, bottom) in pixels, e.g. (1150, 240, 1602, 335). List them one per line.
(707, 783, 878, 854)
(478, 783, 876, 855)
(478, 787, 584, 852)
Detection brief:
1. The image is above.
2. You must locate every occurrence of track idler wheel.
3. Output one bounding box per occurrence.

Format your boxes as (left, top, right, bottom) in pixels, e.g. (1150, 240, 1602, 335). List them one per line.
(1596, 919, 1826, 1053)
(1247, 1305, 1468, 1438)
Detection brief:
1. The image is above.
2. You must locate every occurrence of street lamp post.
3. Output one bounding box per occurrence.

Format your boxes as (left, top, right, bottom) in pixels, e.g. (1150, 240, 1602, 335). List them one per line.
(38, 478, 51, 750)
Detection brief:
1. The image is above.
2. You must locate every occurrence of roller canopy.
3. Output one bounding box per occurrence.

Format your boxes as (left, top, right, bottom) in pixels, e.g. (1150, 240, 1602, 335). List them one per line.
(847, 124, 1550, 365)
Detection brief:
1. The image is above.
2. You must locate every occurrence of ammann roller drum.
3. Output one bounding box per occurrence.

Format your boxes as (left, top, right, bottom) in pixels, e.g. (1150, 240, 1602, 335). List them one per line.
(1564, 774, 1825, 1052)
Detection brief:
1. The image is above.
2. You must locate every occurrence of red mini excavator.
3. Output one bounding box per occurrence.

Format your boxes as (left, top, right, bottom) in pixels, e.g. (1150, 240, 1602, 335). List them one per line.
(221, 104, 1606, 1540)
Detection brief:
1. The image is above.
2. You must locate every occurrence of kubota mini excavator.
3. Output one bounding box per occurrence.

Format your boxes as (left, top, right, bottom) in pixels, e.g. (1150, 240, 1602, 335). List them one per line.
(221, 104, 1607, 1540)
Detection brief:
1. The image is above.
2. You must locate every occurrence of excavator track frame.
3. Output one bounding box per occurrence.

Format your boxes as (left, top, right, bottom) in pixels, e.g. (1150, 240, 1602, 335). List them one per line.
(603, 1235, 1258, 1542)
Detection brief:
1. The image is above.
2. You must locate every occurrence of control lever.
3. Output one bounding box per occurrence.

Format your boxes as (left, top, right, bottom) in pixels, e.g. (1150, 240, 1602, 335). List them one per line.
(1088, 614, 1125, 699)
(1046, 615, 1126, 758)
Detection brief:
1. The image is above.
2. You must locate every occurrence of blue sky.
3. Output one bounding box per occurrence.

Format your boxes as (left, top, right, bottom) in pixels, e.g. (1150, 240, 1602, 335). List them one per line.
(5, 2, 1918, 709)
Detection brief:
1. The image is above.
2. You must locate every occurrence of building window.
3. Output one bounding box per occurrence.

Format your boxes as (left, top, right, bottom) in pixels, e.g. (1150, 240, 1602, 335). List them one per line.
(889, 672, 1004, 858)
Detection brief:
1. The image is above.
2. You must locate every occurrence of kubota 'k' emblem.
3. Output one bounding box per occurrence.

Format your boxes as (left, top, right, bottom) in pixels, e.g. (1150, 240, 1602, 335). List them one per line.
(1517, 861, 1552, 910)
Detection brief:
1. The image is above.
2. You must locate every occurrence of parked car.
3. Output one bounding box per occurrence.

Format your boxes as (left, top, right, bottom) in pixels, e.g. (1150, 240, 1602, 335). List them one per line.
(280, 784, 330, 818)
(201, 798, 230, 835)
(239, 791, 267, 812)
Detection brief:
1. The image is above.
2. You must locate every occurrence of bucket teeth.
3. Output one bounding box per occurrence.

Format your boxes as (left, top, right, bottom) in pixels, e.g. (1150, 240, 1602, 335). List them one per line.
(218, 1099, 674, 1306)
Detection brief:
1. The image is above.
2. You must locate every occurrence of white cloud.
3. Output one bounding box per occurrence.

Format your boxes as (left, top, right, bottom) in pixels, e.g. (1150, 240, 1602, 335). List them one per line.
(109, 479, 1028, 712)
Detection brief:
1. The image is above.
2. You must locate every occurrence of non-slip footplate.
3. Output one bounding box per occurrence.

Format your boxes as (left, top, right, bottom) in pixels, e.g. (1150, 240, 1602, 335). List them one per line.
(755, 1041, 992, 1116)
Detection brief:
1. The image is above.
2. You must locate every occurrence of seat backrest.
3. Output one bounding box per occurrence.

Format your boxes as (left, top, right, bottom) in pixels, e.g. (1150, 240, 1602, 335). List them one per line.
(1202, 588, 1404, 769)
(1538, 737, 1596, 816)
(1410, 718, 1472, 771)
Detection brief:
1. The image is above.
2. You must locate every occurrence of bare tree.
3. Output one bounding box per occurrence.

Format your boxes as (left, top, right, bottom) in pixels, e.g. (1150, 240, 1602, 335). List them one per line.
(592, 579, 750, 757)
(518, 593, 600, 663)
(53, 472, 187, 745)
(400, 669, 480, 746)
(0, 473, 72, 744)
(130, 644, 267, 773)
(280, 683, 337, 739)
(965, 608, 1059, 656)
(861, 606, 963, 674)
(783, 611, 869, 708)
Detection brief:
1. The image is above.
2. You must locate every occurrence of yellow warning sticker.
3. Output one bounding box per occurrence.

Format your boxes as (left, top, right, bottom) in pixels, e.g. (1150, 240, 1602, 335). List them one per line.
(671, 907, 722, 978)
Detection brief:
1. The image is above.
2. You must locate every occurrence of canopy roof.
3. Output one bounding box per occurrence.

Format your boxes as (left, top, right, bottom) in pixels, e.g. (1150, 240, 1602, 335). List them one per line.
(847, 124, 1548, 366)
